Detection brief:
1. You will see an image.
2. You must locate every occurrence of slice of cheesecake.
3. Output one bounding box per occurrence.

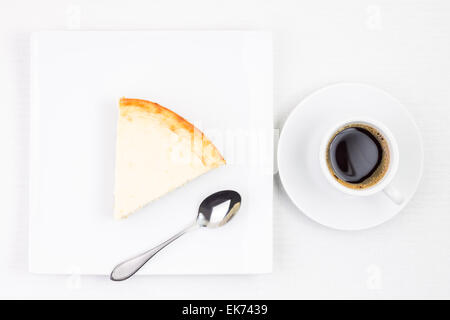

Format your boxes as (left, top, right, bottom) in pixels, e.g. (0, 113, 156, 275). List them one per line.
(114, 98, 225, 219)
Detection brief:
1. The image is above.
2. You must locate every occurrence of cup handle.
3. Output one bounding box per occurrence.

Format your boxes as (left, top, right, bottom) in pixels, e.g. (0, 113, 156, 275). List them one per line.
(383, 184, 405, 205)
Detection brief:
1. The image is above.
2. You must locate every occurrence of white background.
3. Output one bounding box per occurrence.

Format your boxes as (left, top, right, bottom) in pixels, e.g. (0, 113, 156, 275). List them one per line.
(1, 0, 449, 299)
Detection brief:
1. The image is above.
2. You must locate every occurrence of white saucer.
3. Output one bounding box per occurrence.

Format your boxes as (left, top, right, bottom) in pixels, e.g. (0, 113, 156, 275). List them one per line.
(278, 83, 424, 230)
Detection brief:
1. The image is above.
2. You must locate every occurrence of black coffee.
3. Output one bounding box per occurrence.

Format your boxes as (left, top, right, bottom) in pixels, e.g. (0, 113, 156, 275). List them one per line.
(326, 123, 390, 189)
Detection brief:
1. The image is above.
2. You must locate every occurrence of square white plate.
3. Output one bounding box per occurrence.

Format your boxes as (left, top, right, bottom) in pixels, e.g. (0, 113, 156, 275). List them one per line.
(29, 31, 273, 275)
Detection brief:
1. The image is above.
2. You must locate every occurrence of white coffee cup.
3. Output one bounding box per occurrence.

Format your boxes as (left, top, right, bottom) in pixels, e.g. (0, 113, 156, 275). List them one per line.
(319, 118, 404, 204)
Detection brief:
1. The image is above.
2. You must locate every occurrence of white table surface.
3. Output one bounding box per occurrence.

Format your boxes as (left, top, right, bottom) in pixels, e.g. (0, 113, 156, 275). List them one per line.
(1, 0, 450, 299)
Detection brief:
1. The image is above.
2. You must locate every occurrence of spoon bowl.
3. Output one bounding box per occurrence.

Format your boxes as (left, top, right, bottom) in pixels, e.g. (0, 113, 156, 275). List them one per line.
(110, 190, 242, 281)
(197, 190, 241, 228)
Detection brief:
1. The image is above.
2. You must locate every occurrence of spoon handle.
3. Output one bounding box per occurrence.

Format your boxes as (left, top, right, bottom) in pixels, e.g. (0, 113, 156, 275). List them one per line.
(110, 222, 198, 281)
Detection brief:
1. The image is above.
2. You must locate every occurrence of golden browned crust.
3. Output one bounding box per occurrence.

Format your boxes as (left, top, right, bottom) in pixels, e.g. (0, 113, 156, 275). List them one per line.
(119, 97, 226, 168)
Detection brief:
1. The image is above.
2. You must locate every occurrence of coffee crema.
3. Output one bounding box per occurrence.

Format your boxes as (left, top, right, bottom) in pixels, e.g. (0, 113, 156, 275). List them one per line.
(325, 123, 390, 190)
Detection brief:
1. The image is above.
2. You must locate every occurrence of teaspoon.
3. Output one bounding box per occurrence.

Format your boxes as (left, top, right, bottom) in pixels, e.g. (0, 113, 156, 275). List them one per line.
(110, 190, 242, 281)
